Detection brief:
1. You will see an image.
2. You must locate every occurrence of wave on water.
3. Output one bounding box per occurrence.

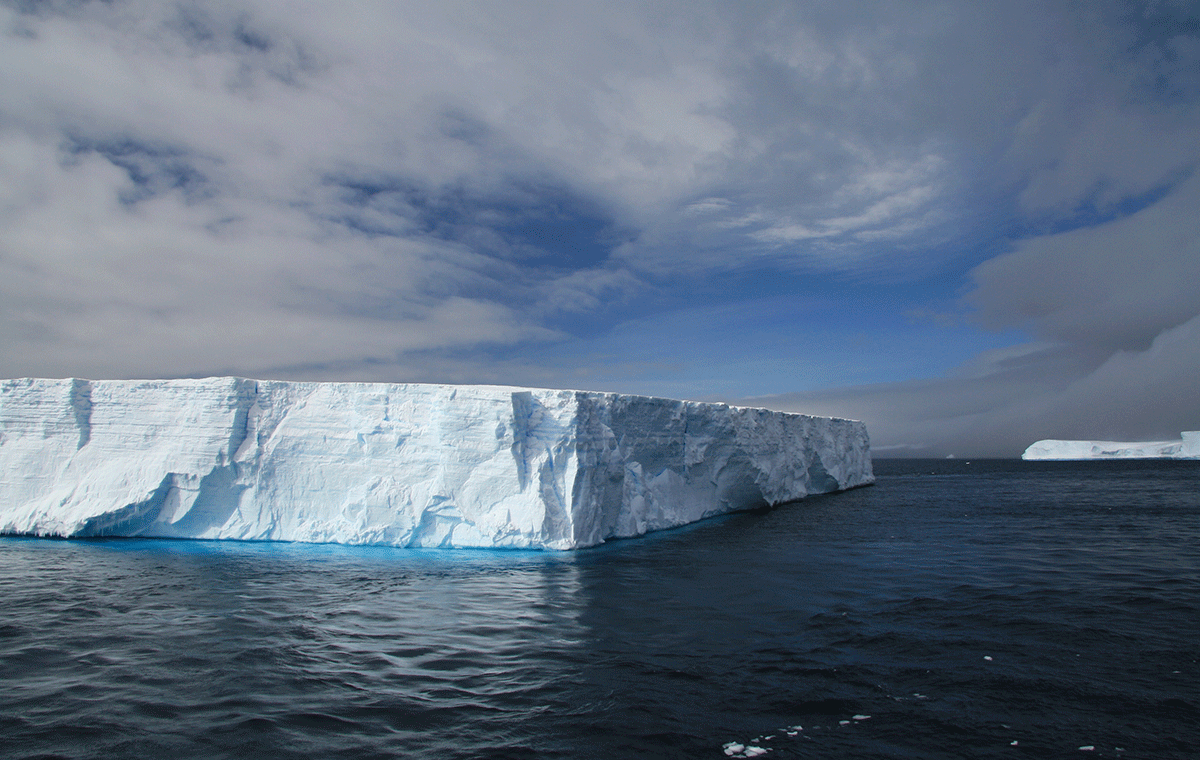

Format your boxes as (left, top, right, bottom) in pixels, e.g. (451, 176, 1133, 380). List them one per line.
(1, 459, 1197, 758)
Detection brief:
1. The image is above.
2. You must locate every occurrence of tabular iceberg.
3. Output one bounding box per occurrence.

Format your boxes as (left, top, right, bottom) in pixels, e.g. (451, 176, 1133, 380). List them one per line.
(1022, 432, 1200, 461)
(0, 378, 873, 549)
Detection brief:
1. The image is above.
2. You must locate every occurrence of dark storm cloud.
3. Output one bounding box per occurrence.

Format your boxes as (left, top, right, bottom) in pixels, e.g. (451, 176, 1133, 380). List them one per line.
(970, 172, 1200, 353)
(747, 173, 1200, 456)
(747, 316, 1200, 458)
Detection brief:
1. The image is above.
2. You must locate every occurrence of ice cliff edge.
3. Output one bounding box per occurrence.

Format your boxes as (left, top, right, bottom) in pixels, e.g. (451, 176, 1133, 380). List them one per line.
(0, 378, 873, 549)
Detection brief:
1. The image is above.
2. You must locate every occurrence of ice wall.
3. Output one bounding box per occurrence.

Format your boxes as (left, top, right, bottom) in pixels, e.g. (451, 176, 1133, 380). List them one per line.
(0, 378, 873, 549)
(1022, 432, 1200, 460)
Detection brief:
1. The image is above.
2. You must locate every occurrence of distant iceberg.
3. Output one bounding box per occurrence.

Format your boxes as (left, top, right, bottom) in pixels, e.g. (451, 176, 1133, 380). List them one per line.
(0, 378, 873, 549)
(1022, 432, 1200, 461)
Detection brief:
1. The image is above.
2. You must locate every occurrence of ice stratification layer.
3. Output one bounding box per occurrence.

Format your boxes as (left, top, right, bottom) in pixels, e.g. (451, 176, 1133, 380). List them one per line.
(1022, 432, 1200, 460)
(0, 378, 873, 549)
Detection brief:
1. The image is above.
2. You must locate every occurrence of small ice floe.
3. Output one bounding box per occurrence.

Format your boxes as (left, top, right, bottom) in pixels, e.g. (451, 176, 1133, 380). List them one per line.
(722, 741, 770, 758)
(852, 715, 871, 721)
(1079, 746, 1095, 751)
(913, 693, 928, 699)
(839, 720, 850, 726)
(984, 656, 993, 661)
(1010, 741, 1018, 746)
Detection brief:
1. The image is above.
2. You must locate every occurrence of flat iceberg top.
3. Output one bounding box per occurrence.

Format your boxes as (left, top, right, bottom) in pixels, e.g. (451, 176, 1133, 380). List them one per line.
(1022, 432, 1200, 460)
(0, 377, 873, 549)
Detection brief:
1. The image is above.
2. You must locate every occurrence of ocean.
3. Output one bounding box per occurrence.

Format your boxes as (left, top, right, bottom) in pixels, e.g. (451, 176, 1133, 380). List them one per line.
(1, 459, 1197, 759)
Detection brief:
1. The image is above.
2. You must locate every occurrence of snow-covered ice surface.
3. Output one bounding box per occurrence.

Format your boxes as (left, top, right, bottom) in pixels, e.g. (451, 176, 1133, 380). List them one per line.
(0, 378, 873, 549)
(1022, 432, 1200, 461)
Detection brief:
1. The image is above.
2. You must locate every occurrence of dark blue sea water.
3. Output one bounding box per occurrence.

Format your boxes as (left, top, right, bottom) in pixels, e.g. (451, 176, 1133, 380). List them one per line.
(2, 459, 1198, 759)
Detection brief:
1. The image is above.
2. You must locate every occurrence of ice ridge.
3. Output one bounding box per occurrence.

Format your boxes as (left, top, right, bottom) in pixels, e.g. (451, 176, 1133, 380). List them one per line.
(0, 378, 874, 549)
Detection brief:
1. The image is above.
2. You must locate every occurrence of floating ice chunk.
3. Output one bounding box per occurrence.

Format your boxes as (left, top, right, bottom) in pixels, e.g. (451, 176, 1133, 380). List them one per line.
(1079, 746, 1095, 751)
(839, 720, 850, 726)
(984, 656, 993, 661)
(0, 377, 875, 549)
(1022, 432, 1200, 460)
(723, 743, 770, 758)
(852, 714, 871, 721)
(1011, 741, 1018, 746)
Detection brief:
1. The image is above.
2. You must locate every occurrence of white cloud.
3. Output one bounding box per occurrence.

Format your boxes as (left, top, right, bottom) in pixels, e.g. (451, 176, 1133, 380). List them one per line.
(0, 0, 1198, 459)
(0, 125, 555, 379)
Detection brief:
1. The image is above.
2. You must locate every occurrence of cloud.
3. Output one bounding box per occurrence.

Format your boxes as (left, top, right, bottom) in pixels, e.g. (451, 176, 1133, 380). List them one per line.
(748, 314, 1200, 458)
(969, 171, 1200, 352)
(1, 0, 1198, 457)
(745, 171, 1200, 456)
(1, 1, 650, 379)
(0, 126, 557, 379)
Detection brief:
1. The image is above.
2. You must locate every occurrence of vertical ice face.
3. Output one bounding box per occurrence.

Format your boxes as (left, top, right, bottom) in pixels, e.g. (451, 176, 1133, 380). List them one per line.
(0, 378, 873, 549)
(0, 377, 258, 538)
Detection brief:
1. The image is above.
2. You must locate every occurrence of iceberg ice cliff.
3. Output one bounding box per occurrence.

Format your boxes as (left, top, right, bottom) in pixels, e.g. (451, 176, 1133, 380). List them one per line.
(0, 378, 873, 549)
(1022, 432, 1200, 460)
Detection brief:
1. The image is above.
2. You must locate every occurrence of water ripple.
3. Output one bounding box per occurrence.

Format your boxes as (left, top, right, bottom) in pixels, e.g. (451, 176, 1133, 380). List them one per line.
(2, 459, 1198, 758)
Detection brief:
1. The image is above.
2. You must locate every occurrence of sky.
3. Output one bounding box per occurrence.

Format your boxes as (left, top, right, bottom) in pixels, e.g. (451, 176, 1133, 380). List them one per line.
(1, 0, 1198, 457)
